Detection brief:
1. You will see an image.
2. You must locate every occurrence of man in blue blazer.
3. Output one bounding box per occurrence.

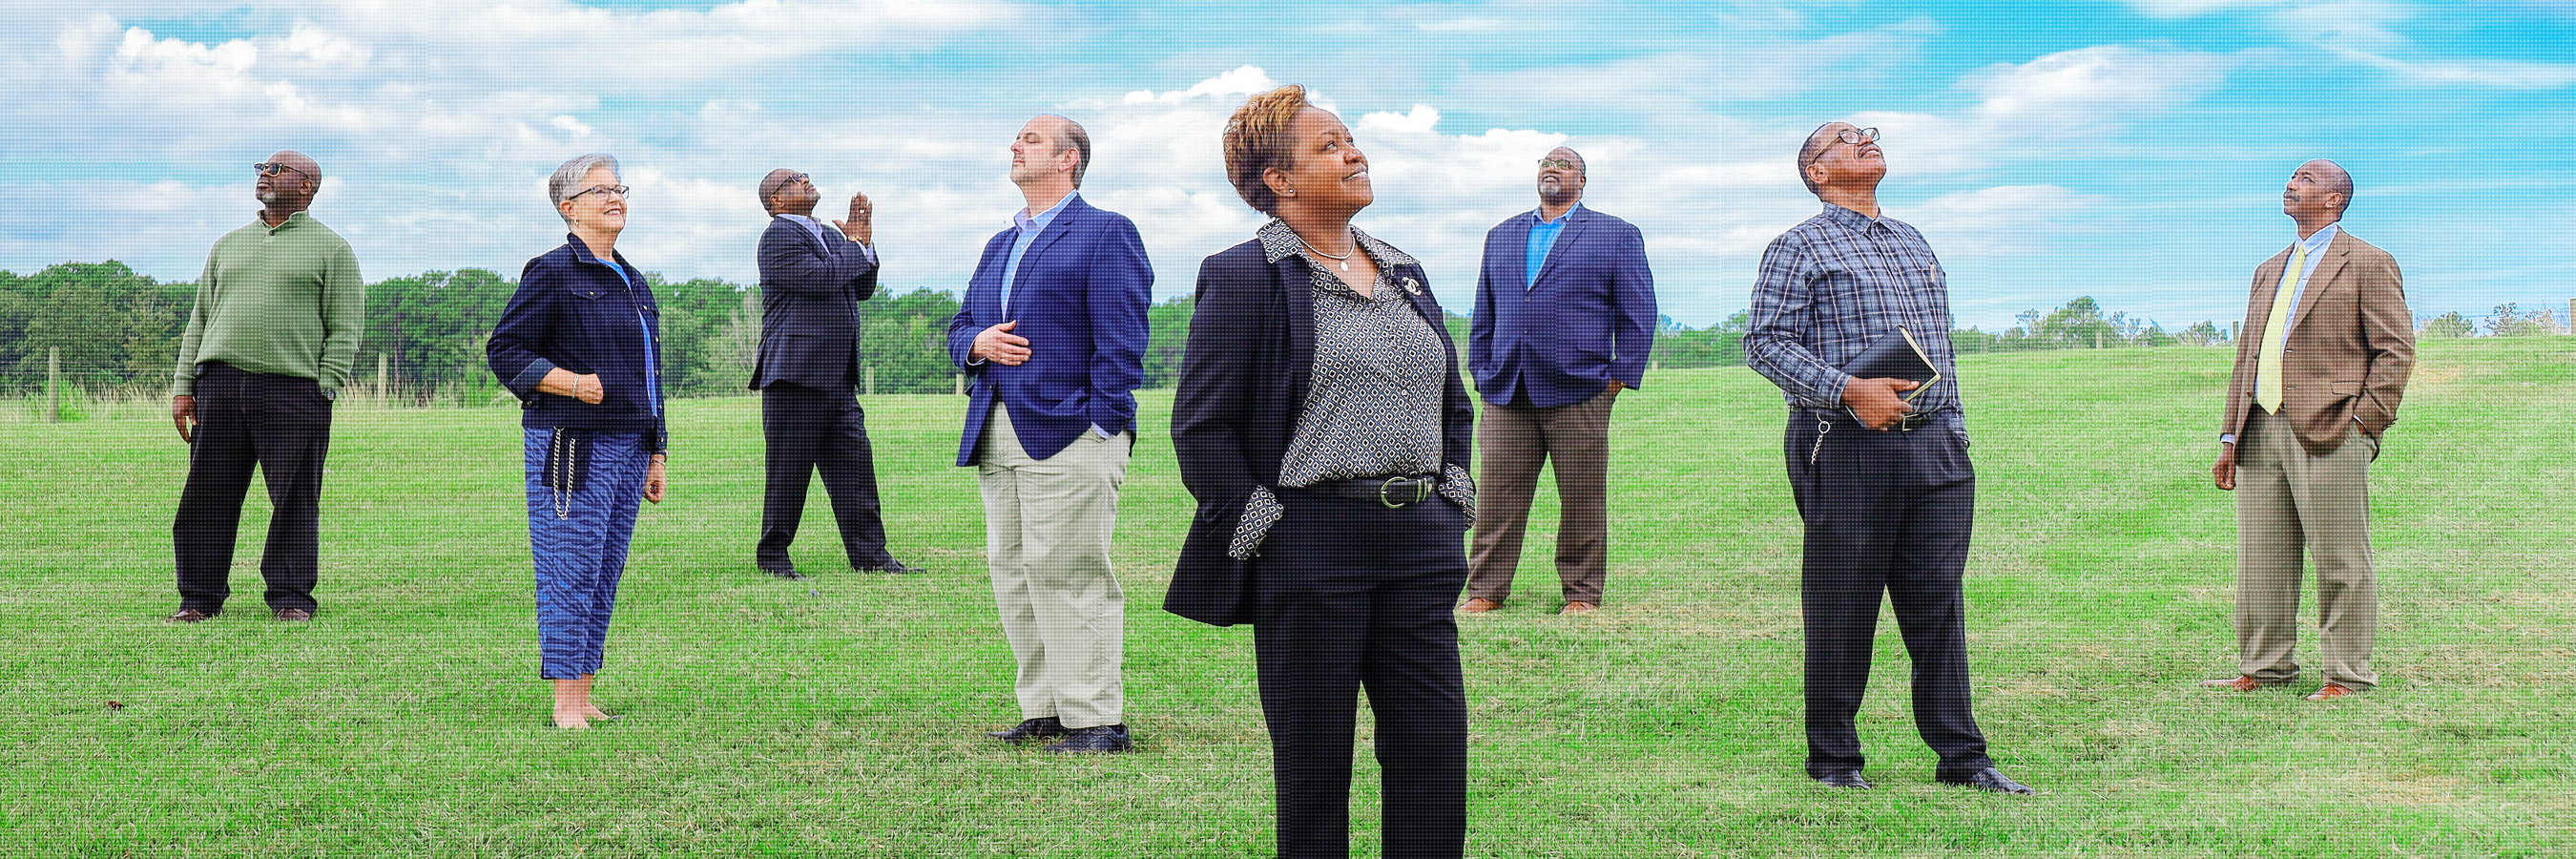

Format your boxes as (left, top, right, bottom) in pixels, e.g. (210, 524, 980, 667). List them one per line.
(748, 169, 920, 580)
(1463, 147, 1657, 616)
(945, 115, 1152, 754)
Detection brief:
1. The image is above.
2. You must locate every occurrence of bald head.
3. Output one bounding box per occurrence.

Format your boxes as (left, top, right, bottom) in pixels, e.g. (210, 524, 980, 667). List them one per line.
(2283, 158, 2354, 228)
(760, 168, 817, 216)
(256, 150, 322, 220)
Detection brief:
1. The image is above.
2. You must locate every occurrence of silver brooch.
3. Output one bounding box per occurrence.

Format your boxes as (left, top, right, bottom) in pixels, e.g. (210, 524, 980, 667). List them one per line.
(1401, 277, 1422, 295)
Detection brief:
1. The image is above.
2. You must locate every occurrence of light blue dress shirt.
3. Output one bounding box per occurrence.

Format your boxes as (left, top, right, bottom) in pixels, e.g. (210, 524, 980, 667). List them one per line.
(1525, 200, 1581, 289)
(1000, 191, 1076, 313)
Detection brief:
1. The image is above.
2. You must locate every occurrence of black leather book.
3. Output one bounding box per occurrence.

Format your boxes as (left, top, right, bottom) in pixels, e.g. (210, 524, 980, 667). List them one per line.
(1839, 325, 1940, 414)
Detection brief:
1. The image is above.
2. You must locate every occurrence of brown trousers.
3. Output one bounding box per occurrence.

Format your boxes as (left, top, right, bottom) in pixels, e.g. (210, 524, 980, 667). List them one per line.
(1465, 390, 1614, 605)
(2234, 408, 2380, 689)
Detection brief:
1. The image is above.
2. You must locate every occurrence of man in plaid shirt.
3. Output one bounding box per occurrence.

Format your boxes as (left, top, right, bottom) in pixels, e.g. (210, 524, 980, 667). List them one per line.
(1743, 120, 2033, 796)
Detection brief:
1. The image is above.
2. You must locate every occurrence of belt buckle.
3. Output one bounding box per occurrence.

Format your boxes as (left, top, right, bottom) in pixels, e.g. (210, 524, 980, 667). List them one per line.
(1379, 476, 1430, 509)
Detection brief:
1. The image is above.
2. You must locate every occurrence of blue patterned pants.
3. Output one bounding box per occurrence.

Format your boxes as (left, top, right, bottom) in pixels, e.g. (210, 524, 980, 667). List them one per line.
(524, 428, 648, 680)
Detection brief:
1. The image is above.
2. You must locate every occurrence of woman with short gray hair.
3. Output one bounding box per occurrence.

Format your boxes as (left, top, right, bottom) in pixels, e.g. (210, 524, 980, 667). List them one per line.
(487, 153, 671, 729)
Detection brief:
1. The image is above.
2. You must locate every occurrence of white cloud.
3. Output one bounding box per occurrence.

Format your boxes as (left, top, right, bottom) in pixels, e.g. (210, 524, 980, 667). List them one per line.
(1455, 17, 1945, 110)
(2327, 48, 2576, 89)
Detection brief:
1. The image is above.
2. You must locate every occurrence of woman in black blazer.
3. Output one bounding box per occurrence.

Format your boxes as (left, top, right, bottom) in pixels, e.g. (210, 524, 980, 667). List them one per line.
(1165, 84, 1476, 859)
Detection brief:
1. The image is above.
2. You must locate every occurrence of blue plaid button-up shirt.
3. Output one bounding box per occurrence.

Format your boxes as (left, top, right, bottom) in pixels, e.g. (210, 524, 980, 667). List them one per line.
(1744, 202, 1962, 417)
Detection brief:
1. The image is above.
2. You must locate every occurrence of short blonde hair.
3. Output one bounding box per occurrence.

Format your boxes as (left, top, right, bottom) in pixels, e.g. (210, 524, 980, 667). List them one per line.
(1222, 85, 1312, 215)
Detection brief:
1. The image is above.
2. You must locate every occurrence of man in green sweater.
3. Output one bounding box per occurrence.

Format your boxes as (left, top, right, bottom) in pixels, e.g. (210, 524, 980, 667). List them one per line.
(165, 150, 364, 623)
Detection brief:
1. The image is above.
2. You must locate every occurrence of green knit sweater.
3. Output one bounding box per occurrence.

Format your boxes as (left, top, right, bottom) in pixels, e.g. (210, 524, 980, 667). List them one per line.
(170, 212, 365, 396)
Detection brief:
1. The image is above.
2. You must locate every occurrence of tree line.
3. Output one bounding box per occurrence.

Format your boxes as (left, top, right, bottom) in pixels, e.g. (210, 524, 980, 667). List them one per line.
(1, 261, 2563, 399)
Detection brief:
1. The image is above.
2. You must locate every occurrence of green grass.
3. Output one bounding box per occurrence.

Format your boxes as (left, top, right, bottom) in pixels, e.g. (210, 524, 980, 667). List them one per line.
(3, 338, 2572, 858)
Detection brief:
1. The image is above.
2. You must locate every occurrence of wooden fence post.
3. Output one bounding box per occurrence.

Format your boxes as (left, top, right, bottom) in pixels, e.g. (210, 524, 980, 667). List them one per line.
(954, 373, 965, 396)
(376, 352, 388, 409)
(47, 346, 60, 423)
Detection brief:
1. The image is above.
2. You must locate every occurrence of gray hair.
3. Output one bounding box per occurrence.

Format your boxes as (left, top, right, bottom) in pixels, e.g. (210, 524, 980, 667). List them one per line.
(548, 154, 621, 223)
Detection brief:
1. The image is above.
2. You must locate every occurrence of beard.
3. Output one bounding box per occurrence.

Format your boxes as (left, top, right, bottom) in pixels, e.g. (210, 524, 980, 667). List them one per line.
(1537, 181, 1571, 204)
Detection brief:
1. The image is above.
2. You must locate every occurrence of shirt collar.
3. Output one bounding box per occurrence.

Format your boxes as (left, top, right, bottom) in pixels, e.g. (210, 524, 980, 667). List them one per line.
(2296, 221, 2340, 255)
(1532, 200, 1584, 225)
(1818, 201, 1883, 228)
(257, 210, 311, 234)
(1257, 218, 1418, 268)
(1014, 190, 1078, 233)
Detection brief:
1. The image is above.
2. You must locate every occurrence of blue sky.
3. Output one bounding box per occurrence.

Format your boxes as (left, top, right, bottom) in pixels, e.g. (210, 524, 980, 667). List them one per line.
(2, 0, 2569, 330)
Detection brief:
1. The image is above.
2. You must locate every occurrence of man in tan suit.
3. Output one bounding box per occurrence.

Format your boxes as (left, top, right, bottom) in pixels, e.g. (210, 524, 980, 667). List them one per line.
(2205, 158, 2413, 702)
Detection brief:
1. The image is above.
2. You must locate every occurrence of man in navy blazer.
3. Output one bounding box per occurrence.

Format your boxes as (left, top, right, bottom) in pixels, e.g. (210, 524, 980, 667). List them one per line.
(945, 115, 1151, 753)
(1463, 147, 1656, 616)
(747, 170, 920, 580)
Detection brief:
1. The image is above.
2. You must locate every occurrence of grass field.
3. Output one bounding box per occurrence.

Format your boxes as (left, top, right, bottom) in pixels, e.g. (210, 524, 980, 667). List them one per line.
(3, 339, 2572, 858)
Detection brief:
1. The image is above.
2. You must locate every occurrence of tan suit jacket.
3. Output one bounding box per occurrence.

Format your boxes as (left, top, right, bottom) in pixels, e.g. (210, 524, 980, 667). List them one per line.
(2220, 228, 2414, 456)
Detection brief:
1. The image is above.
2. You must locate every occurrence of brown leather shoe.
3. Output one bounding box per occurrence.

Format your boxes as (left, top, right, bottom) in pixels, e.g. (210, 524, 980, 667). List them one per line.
(2198, 675, 2264, 692)
(1561, 601, 1599, 615)
(1458, 597, 1502, 614)
(164, 608, 212, 623)
(274, 608, 313, 623)
(2304, 682, 2355, 702)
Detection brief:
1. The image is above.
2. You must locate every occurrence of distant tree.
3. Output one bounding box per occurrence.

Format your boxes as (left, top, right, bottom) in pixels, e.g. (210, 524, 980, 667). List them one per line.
(2483, 303, 2563, 337)
(2175, 320, 2231, 346)
(2419, 311, 2476, 339)
(1144, 296, 1195, 388)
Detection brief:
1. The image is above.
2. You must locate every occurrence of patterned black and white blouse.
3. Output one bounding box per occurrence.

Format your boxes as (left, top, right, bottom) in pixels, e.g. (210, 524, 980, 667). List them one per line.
(1229, 219, 1475, 559)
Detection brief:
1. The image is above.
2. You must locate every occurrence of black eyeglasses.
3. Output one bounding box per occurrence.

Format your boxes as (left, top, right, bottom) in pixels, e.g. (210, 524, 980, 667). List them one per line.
(568, 185, 630, 202)
(1537, 157, 1578, 169)
(1834, 127, 1880, 145)
(253, 162, 311, 178)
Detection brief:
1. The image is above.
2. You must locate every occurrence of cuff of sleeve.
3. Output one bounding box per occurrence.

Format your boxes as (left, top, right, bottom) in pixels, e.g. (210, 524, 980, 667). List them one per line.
(2219, 433, 2236, 445)
(1439, 463, 1476, 526)
(1227, 486, 1282, 560)
(507, 359, 560, 399)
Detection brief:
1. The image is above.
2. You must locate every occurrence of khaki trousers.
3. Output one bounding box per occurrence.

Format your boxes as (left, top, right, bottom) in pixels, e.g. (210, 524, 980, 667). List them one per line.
(2234, 408, 2379, 689)
(1466, 390, 1615, 605)
(978, 406, 1130, 728)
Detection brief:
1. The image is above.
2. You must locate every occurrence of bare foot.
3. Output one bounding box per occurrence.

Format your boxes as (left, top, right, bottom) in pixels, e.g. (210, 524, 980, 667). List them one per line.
(579, 703, 615, 722)
(552, 708, 590, 730)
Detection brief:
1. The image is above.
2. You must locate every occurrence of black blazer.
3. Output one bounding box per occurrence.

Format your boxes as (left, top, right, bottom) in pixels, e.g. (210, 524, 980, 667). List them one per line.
(488, 236, 668, 452)
(1164, 237, 1475, 627)
(750, 216, 880, 390)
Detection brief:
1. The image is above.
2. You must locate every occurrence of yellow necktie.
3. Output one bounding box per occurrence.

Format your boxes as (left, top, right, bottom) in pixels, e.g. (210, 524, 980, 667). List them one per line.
(2254, 243, 2309, 413)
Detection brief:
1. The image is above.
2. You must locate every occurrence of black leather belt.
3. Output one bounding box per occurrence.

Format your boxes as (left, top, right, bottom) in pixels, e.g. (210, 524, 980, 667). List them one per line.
(1301, 474, 1439, 508)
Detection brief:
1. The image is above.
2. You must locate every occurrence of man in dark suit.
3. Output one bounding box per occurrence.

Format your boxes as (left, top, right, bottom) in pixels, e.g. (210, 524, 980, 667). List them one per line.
(749, 169, 920, 580)
(1463, 146, 1656, 616)
(2205, 159, 2412, 702)
(946, 115, 1152, 753)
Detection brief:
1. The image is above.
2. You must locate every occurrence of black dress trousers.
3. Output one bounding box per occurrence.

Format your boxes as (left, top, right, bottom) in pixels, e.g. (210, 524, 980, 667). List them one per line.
(173, 362, 333, 615)
(1253, 489, 1469, 859)
(1783, 413, 1993, 781)
(757, 383, 891, 571)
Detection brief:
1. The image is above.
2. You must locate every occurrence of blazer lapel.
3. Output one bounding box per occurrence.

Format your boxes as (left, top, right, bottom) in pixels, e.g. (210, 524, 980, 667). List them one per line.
(1008, 198, 1086, 316)
(1278, 256, 1316, 413)
(1530, 210, 1590, 288)
(2287, 232, 2352, 332)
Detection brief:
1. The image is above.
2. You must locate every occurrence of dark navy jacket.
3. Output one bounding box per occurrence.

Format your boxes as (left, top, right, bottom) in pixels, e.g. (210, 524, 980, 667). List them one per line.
(1467, 206, 1657, 409)
(750, 216, 880, 390)
(1163, 239, 1474, 627)
(488, 235, 669, 452)
(944, 195, 1151, 466)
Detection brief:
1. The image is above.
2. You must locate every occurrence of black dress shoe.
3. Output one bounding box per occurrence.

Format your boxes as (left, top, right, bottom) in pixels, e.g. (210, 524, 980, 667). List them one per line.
(986, 716, 1068, 744)
(1044, 723, 1132, 754)
(1940, 766, 2036, 795)
(860, 557, 924, 575)
(1812, 768, 1871, 788)
(761, 565, 807, 580)
(164, 608, 213, 623)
